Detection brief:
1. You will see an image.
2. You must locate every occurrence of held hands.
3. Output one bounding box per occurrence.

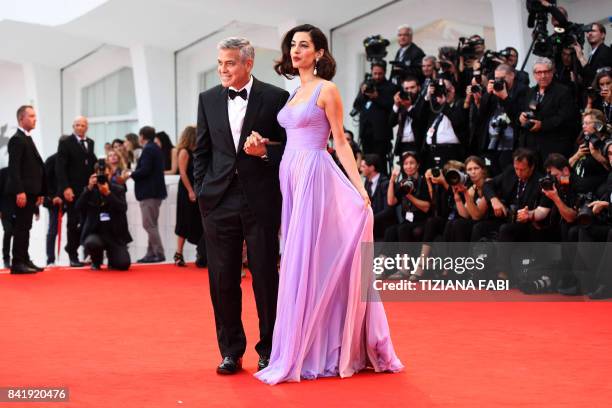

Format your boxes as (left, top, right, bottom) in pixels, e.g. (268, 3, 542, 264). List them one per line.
(243, 131, 268, 157)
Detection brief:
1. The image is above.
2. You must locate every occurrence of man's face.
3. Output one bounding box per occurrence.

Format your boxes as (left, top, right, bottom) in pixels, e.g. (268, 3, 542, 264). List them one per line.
(561, 48, 573, 66)
(371, 66, 385, 82)
(402, 80, 420, 96)
(587, 25, 605, 46)
(422, 59, 435, 77)
(73, 117, 88, 137)
(533, 63, 553, 88)
(547, 166, 569, 182)
(514, 158, 534, 182)
(397, 28, 412, 47)
(19, 107, 37, 132)
(507, 50, 518, 67)
(360, 160, 374, 177)
(494, 69, 514, 89)
(217, 48, 252, 89)
(607, 145, 612, 167)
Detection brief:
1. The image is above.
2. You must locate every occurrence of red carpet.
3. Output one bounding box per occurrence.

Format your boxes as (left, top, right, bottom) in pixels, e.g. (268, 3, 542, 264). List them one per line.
(1, 264, 611, 407)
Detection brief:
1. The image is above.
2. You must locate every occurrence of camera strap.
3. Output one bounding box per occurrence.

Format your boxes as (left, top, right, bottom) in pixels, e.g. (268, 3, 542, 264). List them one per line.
(428, 112, 445, 147)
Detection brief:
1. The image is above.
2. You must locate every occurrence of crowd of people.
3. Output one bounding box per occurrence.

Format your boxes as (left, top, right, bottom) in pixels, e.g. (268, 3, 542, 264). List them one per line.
(350, 7, 612, 299)
(0, 109, 206, 274)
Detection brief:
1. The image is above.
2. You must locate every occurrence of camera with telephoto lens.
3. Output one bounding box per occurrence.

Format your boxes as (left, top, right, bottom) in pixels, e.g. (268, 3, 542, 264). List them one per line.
(363, 35, 390, 62)
(576, 192, 596, 226)
(431, 157, 442, 178)
(491, 113, 511, 133)
(445, 169, 469, 186)
(432, 78, 447, 98)
(458, 36, 484, 59)
(521, 98, 540, 130)
(396, 176, 416, 195)
(95, 158, 108, 185)
(481, 50, 503, 76)
(538, 173, 557, 191)
(519, 275, 554, 294)
(363, 77, 378, 94)
(399, 89, 414, 103)
(493, 78, 506, 92)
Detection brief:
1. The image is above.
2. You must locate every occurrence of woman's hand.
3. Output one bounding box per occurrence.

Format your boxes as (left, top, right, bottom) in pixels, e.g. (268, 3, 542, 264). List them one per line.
(359, 188, 371, 208)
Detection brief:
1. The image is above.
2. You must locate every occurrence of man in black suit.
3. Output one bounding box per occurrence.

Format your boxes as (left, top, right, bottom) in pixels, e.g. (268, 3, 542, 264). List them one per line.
(575, 23, 612, 87)
(353, 62, 396, 171)
(390, 25, 425, 85)
(360, 154, 395, 241)
(519, 57, 577, 166)
(194, 37, 289, 375)
(389, 75, 426, 161)
(56, 116, 97, 266)
(6, 105, 45, 274)
(127, 126, 167, 263)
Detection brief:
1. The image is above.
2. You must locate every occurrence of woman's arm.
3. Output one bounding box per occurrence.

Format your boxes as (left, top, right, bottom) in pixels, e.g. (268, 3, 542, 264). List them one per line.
(321, 82, 370, 206)
(178, 149, 196, 201)
(165, 147, 179, 175)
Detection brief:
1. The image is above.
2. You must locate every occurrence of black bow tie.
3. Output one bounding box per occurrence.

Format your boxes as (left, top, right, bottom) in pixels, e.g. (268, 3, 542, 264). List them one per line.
(229, 88, 248, 100)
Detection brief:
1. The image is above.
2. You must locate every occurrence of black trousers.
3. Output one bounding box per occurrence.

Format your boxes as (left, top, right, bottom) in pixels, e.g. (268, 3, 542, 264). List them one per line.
(374, 207, 396, 242)
(200, 175, 279, 359)
(83, 233, 131, 270)
(65, 200, 83, 260)
(2, 215, 14, 262)
(12, 195, 36, 265)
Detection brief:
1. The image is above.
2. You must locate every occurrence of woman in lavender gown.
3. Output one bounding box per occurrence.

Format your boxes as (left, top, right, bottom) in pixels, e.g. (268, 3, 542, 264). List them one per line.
(250, 24, 403, 385)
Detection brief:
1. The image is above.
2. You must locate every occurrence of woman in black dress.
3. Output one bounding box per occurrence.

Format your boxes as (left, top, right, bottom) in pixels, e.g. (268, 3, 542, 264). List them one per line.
(174, 126, 206, 267)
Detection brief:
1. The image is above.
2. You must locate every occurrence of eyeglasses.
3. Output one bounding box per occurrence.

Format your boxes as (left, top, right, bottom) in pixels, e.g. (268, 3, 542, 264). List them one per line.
(534, 69, 552, 76)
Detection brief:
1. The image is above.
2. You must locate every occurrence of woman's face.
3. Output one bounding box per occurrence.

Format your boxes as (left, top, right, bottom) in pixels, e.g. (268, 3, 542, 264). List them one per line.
(598, 75, 611, 98)
(582, 115, 598, 134)
(290, 31, 321, 71)
(466, 161, 484, 183)
(107, 151, 119, 165)
(402, 156, 419, 176)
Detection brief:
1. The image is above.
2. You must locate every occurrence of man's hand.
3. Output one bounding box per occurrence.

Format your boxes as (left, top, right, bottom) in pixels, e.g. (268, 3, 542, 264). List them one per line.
(390, 167, 401, 182)
(63, 187, 75, 202)
(365, 89, 378, 99)
(243, 131, 268, 157)
(98, 183, 111, 196)
(541, 184, 559, 201)
(491, 197, 507, 218)
(436, 94, 447, 105)
(516, 206, 531, 223)
(588, 201, 610, 215)
(87, 174, 97, 191)
(16, 192, 26, 208)
(530, 120, 542, 132)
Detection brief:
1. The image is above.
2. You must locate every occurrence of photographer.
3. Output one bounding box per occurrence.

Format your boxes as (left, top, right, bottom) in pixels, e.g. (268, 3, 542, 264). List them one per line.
(574, 23, 612, 88)
(390, 25, 425, 84)
(352, 62, 396, 167)
(503, 47, 530, 88)
(519, 57, 578, 164)
(423, 77, 467, 167)
(420, 56, 437, 97)
(555, 46, 585, 106)
(360, 154, 395, 241)
(572, 141, 612, 299)
(474, 64, 528, 175)
(585, 68, 612, 125)
(569, 110, 610, 194)
(385, 151, 431, 243)
(390, 76, 426, 160)
(75, 160, 132, 271)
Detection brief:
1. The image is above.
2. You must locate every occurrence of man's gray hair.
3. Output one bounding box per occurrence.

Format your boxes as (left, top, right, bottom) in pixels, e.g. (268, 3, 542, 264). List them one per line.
(397, 25, 413, 35)
(423, 55, 437, 64)
(217, 37, 255, 62)
(495, 63, 515, 75)
(533, 57, 553, 71)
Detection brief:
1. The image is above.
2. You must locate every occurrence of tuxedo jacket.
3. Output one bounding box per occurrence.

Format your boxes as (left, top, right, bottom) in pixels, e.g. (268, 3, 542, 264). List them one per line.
(194, 77, 289, 227)
(583, 43, 612, 87)
(370, 174, 390, 216)
(389, 96, 427, 156)
(483, 164, 542, 211)
(394, 43, 426, 79)
(6, 129, 45, 196)
(56, 134, 97, 195)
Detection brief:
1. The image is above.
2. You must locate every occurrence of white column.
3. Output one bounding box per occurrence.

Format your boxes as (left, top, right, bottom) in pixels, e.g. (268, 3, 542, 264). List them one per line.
(22, 63, 61, 159)
(130, 45, 176, 140)
(489, 0, 531, 62)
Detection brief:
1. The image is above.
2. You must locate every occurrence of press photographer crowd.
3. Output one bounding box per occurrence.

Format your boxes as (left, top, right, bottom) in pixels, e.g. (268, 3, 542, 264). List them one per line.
(1, 0, 611, 301)
(348, 0, 612, 299)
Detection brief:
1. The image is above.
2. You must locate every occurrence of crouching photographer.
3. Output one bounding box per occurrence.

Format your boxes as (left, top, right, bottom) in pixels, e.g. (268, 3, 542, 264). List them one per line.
(75, 159, 132, 271)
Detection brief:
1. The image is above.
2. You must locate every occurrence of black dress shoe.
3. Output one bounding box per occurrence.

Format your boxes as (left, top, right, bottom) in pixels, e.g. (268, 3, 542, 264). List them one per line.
(26, 260, 44, 272)
(70, 259, 85, 267)
(10, 263, 38, 274)
(589, 285, 612, 300)
(195, 254, 207, 268)
(257, 356, 270, 371)
(216, 356, 242, 375)
(137, 255, 156, 263)
(90, 263, 102, 271)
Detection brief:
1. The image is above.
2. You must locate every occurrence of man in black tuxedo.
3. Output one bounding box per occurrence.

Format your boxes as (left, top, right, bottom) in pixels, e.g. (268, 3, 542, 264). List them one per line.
(575, 23, 612, 87)
(6, 106, 45, 274)
(389, 75, 426, 161)
(360, 154, 395, 241)
(194, 37, 289, 375)
(519, 57, 577, 166)
(56, 116, 97, 266)
(390, 25, 425, 85)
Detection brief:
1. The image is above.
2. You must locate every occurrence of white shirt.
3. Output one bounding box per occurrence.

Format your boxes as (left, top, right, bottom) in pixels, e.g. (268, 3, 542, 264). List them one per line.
(370, 173, 381, 194)
(426, 115, 460, 145)
(74, 133, 88, 150)
(227, 76, 253, 152)
(17, 127, 31, 136)
(393, 104, 416, 143)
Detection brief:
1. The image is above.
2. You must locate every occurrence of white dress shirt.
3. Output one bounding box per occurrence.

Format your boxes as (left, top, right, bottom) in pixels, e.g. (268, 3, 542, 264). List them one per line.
(74, 133, 88, 150)
(227, 76, 253, 152)
(17, 127, 31, 136)
(370, 173, 381, 194)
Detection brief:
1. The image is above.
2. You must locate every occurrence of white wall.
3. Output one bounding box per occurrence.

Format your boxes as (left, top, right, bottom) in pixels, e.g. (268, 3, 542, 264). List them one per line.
(0, 61, 27, 168)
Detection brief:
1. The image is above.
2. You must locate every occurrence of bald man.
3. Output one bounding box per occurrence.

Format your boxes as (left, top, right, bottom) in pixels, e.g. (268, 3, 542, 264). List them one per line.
(56, 116, 97, 266)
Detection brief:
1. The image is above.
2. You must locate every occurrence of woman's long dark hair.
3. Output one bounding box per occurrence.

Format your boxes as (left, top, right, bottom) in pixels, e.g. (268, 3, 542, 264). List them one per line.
(275, 24, 336, 80)
(155, 131, 174, 172)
